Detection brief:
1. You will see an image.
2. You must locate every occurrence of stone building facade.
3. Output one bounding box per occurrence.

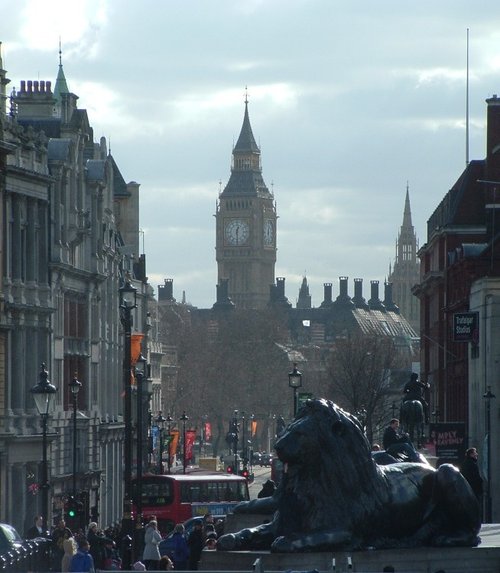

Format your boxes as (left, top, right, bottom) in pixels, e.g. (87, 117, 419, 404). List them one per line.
(0, 45, 155, 533)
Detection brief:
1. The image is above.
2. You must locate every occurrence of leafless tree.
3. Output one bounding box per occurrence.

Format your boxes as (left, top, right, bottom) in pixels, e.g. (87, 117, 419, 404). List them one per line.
(325, 333, 406, 444)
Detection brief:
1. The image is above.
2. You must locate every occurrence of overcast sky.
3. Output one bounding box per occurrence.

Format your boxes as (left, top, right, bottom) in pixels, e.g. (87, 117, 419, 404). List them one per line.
(2, 1, 500, 308)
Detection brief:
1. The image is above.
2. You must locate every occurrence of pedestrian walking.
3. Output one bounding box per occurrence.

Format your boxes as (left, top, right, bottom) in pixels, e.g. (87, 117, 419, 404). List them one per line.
(143, 519, 162, 570)
(187, 520, 203, 570)
(171, 523, 189, 571)
(61, 537, 77, 572)
(52, 519, 73, 568)
(70, 538, 95, 573)
(460, 447, 483, 503)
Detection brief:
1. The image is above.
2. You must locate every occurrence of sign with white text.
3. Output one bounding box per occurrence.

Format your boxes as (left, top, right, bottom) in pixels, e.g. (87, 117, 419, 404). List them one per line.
(453, 312, 479, 343)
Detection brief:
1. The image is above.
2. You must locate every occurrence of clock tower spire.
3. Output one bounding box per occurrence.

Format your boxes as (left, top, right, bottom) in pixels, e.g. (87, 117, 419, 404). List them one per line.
(215, 96, 277, 309)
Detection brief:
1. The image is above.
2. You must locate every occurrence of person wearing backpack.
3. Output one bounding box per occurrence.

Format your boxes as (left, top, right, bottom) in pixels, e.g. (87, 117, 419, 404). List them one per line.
(70, 538, 95, 573)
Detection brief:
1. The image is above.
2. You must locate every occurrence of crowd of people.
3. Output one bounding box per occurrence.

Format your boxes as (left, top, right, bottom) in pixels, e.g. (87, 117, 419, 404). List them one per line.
(25, 511, 222, 572)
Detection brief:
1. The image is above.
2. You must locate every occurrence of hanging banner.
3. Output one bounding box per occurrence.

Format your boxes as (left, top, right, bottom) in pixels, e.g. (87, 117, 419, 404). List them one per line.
(204, 422, 212, 442)
(130, 333, 145, 364)
(169, 430, 180, 458)
(251, 419, 257, 437)
(151, 425, 159, 450)
(185, 430, 197, 462)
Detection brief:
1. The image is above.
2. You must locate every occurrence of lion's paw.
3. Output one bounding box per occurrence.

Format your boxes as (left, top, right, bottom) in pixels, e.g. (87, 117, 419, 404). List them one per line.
(270, 536, 295, 553)
(216, 533, 238, 551)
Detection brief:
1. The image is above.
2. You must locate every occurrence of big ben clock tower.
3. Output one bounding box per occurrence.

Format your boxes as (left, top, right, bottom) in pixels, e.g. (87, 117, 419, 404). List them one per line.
(216, 97, 277, 309)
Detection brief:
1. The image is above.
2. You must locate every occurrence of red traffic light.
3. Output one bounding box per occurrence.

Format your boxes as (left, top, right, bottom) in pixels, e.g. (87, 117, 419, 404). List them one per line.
(226, 465, 234, 473)
(241, 467, 249, 478)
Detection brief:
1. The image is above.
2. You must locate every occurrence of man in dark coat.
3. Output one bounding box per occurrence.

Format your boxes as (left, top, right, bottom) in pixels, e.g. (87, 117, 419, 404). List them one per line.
(382, 418, 418, 461)
(51, 518, 73, 568)
(187, 520, 204, 570)
(25, 515, 47, 539)
(460, 447, 483, 502)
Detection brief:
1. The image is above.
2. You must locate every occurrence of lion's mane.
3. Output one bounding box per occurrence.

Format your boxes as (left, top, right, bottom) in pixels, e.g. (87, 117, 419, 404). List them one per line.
(274, 399, 388, 537)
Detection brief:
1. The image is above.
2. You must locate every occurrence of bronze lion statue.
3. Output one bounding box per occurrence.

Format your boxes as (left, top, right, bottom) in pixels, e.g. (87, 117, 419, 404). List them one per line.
(217, 399, 481, 552)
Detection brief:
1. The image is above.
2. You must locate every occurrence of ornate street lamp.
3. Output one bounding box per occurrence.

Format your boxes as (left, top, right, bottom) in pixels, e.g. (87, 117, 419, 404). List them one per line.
(119, 278, 137, 535)
(483, 387, 495, 523)
(68, 375, 82, 498)
(288, 363, 302, 417)
(31, 364, 58, 535)
(180, 412, 189, 474)
(166, 414, 173, 474)
(156, 411, 166, 474)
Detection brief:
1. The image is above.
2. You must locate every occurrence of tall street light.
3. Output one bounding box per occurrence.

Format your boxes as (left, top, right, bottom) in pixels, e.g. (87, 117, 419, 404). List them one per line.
(31, 363, 58, 535)
(180, 412, 188, 474)
(68, 375, 82, 498)
(119, 278, 137, 532)
(484, 386, 495, 523)
(288, 363, 302, 417)
(156, 412, 166, 474)
(135, 353, 147, 524)
(166, 414, 173, 474)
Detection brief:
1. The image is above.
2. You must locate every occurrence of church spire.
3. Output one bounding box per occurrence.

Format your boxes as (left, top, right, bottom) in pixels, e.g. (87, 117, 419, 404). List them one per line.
(387, 183, 420, 331)
(53, 39, 70, 106)
(402, 181, 413, 229)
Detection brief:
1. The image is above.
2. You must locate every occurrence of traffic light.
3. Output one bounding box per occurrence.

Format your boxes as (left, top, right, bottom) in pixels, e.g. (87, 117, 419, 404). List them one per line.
(66, 496, 77, 518)
(226, 465, 234, 474)
(65, 495, 83, 527)
(241, 466, 249, 479)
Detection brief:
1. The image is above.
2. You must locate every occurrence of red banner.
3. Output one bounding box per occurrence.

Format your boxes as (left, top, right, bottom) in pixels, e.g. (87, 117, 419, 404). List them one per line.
(185, 430, 197, 462)
(204, 422, 212, 442)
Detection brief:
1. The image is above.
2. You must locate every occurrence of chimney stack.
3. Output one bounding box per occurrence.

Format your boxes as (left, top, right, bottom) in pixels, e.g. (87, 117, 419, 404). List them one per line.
(368, 280, 386, 311)
(213, 278, 235, 310)
(158, 278, 176, 302)
(335, 276, 354, 308)
(383, 282, 400, 313)
(486, 94, 500, 182)
(352, 278, 369, 309)
(320, 283, 333, 308)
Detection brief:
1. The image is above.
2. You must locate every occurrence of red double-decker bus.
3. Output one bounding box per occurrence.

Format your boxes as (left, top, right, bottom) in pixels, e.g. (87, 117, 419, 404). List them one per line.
(131, 473, 250, 534)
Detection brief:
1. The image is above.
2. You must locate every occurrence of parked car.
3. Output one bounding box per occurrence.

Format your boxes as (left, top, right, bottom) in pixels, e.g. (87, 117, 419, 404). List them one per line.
(0, 522, 51, 572)
(0, 523, 23, 554)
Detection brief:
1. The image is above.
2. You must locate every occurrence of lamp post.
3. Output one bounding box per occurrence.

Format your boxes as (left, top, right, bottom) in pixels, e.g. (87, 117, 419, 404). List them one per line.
(484, 387, 495, 523)
(135, 353, 147, 523)
(119, 279, 137, 532)
(180, 412, 188, 474)
(156, 411, 166, 474)
(68, 375, 82, 498)
(166, 414, 173, 474)
(232, 410, 239, 475)
(31, 363, 58, 534)
(288, 363, 302, 417)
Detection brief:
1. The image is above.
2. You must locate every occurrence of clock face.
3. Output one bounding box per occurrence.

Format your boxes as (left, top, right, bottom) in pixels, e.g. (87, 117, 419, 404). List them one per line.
(225, 219, 250, 245)
(264, 219, 274, 246)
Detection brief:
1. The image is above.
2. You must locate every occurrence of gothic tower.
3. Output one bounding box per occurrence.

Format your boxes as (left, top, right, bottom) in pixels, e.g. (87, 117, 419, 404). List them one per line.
(215, 98, 277, 309)
(388, 184, 420, 331)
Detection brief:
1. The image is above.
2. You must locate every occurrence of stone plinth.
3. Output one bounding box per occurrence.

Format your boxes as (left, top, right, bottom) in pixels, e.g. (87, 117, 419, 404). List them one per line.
(201, 523, 500, 573)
